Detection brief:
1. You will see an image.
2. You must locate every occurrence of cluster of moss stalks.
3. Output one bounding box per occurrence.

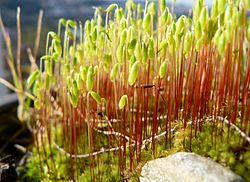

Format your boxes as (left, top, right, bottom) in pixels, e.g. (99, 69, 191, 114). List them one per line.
(21, 0, 250, 181)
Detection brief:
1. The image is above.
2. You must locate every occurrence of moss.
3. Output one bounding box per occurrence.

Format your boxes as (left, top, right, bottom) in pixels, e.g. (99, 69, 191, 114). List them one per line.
(182, 121, 250, 181)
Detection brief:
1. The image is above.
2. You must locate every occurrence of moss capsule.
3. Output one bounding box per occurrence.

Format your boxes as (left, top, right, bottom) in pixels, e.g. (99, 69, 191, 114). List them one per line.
(110, 63, 119, 82)
(159, 61, 167, 79)
(90, 91, 102, 104)
(128, 61, 140, 86)
(119, 95, 128, 109)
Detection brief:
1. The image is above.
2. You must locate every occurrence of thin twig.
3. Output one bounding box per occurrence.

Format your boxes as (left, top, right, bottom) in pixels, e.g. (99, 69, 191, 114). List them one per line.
(33, 10, 43, 61)
(0, 77, 36, 100)
(94, 128, 133, 142)
(53, 127, 177, 159)
(207, 116, 250, 143)
(17, 7, 22, 84)
(53, 115, 250, 158)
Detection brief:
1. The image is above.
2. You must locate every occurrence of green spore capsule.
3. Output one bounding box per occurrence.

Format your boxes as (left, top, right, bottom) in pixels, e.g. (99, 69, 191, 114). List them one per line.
(86, 66, 94, 91)
(225, 22, 232, 42)
(159, 61, 167, 79)
(148, 2, 157, 16)
(128, 61, 140, 86)
(45, 74, 51, 91)
(247, 24, 250, 41)
(211, 0, 218, 19)
(76, 50, 83, 63)
(120, 29, 127, 44)
(218, 32, 226, 55)
(90, 20, 95, 32)
(127, 26, 135, 42)
(66, 29, 73, 39)
(199, 7, 208, 30)
(80, 66, 88, 81)
(106, 4, 117, 12)
(90, 91, 102, 104)
(174, 35, 181, 49)
(49, 31, 60, 42)
(67, 20, 77, 28)
(134, 42, 142, 61)
(119, 18, 127, 31)
(214, 28, 221, 46)
(176, 16, 185, 35)
(128, 39, 137, 55)
(68, 92, 78, 108)
(193, 0, 203, 22)
(116, 44, 124, 63)
(66, 76, 71, 87)
(129, 55, 136, 70)
(224, 5, 232, 24)
(52, 52, 59, 61)
(142, 42, 148, 64)
(117, 8, 124, 22)
(64, 63, 70, 76)
(218, 0, 226, 13)
(161, 8, 169, 24)
(159, 39, 168, 55)
(98, 32, 105, 46)
(161, 0, 167, 12)
(27, 70, 40, 88)
(110, 63, 119, 82)
(130, 17, 137, 28)
(184, 31, 192, 55)
(34, 99, 41, 109)
(85, 20, 91, 35)
(94, 65, 98, 76)
(119, 95, 128, 109)
(91, 27, 98, 42)
(194, 21, 202, 38)
(103, 54, 112, 73)
(76, 73, 83, 90)
(148, 39, 155, 59)
(232, 7, 239, 28)
(72, 80, 79, 96)
(41, 55, 52, 61)
(59, 18, 66, 27)
(53, 40, 62, 56)
(143, 13, 152, 31)
(104, 53, 112, 68)
(195, 37, 203, 51)
(33, 81, 41, 98)
(170, 22, 176, 34)
(137, 4, 143, 14)
(45, 60, 53, 76)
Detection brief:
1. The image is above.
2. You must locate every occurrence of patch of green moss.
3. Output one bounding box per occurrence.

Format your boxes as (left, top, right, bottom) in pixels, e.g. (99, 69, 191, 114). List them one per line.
(184, 121, 250, 181)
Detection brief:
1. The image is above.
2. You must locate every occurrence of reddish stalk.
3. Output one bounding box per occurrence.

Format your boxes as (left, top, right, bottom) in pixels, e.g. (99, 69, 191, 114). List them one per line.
(129, 86, 135, 171)
(152, 77, 161, 154)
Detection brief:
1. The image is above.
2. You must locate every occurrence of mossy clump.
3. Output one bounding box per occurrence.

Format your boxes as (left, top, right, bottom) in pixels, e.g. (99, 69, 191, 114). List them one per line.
(22, 0, 250, 180)
(185, 121, 250, 181)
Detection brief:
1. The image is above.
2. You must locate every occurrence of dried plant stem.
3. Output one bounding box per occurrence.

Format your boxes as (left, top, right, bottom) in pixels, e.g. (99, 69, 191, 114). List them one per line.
(33, 10, 43, 61)
(0, 77, 36, 100)
(54, 114, 250, 159)
(17, 7, 22, 84)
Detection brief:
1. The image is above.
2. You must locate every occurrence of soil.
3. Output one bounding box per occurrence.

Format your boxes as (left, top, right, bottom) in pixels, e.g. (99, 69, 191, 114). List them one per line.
(0, 108, 33, 181)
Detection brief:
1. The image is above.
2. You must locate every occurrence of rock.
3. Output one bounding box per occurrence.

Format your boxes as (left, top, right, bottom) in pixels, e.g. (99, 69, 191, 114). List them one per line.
(140, 152, 244, 182)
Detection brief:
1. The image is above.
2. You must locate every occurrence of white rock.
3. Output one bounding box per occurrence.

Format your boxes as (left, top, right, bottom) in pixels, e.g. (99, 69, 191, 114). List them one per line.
(140, 152, 244, 182)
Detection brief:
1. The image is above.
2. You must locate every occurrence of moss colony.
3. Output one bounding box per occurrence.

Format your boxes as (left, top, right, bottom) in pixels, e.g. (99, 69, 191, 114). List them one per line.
(20, 0, 250, 181)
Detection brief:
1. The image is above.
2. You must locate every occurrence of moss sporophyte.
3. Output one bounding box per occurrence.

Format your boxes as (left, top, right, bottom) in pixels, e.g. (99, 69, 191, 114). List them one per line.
(1, 0, 250, 180)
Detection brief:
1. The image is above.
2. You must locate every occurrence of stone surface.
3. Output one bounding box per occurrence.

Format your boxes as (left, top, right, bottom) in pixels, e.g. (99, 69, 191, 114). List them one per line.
(140, 152, 244, 182)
